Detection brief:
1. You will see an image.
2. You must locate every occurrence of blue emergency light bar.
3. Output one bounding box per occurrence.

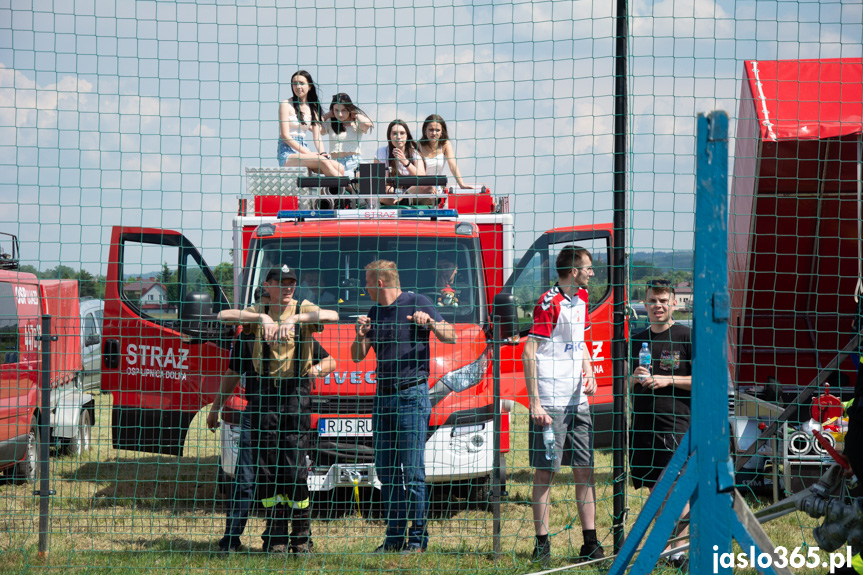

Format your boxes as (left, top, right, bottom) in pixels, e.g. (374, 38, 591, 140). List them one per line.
(276, 209, 459, 220)
(397, 209, 459, 218)
(276, 210, 337, 219)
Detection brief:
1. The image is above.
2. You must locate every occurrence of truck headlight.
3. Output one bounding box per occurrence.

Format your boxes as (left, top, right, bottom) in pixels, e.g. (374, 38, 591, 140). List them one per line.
(438, 351, 489, 393)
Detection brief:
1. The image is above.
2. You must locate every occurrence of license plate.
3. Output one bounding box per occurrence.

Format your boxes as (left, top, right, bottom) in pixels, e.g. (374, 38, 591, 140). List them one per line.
(318, 418, 373, 437)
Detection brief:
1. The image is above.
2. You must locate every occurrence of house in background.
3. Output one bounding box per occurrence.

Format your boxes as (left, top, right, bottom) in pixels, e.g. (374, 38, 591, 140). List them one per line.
(674, 282, 693, 311)
(123, 278, 176, 313)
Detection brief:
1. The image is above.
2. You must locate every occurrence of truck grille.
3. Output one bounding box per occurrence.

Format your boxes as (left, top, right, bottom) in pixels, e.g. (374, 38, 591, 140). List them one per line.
(314, 436, 375, 466)
(311, 396, 374, 415)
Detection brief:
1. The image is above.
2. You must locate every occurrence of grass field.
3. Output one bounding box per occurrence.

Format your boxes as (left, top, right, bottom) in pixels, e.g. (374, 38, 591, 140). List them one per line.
(0, 391, 836, 574)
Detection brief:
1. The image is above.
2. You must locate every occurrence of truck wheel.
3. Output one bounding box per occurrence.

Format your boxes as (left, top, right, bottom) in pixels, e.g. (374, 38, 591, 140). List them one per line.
(65, 409, 93, 456)
(467, 476, 489, 507)
(469, 457, 508, 510)
(483, 456, 508, 509)
(16, 418, 38, 483)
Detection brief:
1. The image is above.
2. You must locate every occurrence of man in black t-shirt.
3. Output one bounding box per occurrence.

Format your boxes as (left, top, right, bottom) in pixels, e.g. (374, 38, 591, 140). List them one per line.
(629, 279, 692, 567)
(351, 259, 457, 554)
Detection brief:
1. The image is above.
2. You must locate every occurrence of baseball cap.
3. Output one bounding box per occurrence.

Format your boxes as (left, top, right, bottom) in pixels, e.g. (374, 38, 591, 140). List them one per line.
(266, 264, 298, 282)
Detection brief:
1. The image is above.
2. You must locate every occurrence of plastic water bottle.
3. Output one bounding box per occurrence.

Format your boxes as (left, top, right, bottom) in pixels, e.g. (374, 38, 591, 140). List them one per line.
(638, 342, 652, 382)
(543, 426, 557, 461)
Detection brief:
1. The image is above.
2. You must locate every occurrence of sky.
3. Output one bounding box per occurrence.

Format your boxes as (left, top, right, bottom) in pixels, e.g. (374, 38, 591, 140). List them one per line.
(1, 0, 861, 275)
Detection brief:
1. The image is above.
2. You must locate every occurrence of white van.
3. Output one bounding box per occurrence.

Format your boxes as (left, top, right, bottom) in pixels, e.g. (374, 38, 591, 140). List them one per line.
(80, 298, 103, 392)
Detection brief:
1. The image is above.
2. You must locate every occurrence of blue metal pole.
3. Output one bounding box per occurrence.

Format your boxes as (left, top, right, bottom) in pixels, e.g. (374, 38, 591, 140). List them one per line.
(689, 111, 734, 572)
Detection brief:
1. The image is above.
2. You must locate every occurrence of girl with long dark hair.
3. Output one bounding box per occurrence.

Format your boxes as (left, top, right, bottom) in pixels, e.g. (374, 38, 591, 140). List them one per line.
(418, 114, 474, 190)
(374, 119, 429, 205)
(277, 70, 343, 177)
(322, 93, 373, 178)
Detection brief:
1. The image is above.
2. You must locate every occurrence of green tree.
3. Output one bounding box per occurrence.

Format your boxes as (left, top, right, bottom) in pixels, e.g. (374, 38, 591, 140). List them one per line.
(514, 284, 538, 316)
(76, 269, 99, 298)
(42, 264, 77, 279)
(95, 275, 107, 299)
(160, 262, 180, 304)
(19, 264, 40, 276)
(213, 262, 234, 303)
(630, 260, 660, 282)
(588, 279, 609, 306)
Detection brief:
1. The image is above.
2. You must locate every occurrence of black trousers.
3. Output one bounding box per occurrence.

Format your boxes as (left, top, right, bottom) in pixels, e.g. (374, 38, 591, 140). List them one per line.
(250, 379, 312, 548)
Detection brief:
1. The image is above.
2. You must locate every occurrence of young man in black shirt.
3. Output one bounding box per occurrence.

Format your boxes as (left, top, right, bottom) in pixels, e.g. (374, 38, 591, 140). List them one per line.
(630, 278, 692, 568)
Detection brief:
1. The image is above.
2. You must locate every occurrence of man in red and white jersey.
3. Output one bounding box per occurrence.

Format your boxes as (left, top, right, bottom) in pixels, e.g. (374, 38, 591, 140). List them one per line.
(522, 245, 603, 564)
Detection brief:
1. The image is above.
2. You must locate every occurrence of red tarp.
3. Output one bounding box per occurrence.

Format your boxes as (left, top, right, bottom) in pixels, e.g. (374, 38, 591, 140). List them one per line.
(744, 58, 863, 141)
(731, 58, 863, 388)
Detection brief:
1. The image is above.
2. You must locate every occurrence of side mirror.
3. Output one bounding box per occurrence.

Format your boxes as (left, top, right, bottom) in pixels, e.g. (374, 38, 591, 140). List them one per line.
(492, 293, 518, 341)
(85, 334, 100, 347)
(181, 291, 217, 335)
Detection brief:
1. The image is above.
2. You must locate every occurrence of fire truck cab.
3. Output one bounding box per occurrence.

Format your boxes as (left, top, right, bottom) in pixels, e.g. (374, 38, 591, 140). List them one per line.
(102, 170, 617, 494)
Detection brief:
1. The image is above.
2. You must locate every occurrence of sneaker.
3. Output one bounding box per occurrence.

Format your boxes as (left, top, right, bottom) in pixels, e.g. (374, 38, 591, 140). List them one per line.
(577, 542, 605, 561)
(399, 545, 425, 555)
(373, 543, 404, 554)
(666, 553, 689, 572)
(531, 539, 551, 564)
(218, 536, 242, 555)
(267, 543, 289, 554)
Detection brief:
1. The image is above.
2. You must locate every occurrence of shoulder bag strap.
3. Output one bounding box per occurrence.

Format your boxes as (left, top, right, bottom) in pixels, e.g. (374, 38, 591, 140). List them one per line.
(260, 303, 271, 379)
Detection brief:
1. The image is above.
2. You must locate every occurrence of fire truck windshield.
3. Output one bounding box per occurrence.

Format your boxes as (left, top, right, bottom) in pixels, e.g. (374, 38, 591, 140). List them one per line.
(251, 236, 484, 325)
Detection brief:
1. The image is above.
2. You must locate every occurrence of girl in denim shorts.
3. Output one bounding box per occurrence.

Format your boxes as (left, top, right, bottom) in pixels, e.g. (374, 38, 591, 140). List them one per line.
(277, 70, 343, 177)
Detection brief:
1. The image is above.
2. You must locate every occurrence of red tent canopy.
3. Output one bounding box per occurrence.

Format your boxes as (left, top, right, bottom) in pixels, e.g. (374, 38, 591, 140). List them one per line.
(744, 58, 863, 141)
(730, 59, 863, 390)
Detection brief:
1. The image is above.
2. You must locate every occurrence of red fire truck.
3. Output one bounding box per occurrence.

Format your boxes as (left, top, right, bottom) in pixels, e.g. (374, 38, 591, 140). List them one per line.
(1, 233, 94, 481)
(102, 174, 618, 494)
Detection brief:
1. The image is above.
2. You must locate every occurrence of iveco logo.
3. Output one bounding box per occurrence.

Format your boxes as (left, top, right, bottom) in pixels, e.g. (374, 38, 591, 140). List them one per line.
(322, 371, 376, 385)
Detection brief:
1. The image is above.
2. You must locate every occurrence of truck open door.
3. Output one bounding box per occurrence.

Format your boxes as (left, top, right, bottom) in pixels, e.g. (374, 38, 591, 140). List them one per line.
(499, 224, 616, 446)
(102, 227, 232, 455)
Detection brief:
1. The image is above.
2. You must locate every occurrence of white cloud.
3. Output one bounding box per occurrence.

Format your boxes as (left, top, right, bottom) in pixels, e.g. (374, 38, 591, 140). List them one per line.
(0, 64, 97, 132)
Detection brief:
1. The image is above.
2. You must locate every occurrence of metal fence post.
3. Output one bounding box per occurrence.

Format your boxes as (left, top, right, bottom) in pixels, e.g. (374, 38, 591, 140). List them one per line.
(37, 314, 56, 558)
(612, 0, 630, 554)
(491, 318, 502, 559)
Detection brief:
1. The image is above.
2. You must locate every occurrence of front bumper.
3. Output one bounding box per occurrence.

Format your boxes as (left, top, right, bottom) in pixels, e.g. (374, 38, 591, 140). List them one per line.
(219, 417, 503, 491)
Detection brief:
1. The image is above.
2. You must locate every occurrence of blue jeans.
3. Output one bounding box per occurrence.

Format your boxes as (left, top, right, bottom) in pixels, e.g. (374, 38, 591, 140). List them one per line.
(278, 135, 306, 166)
(335, 154, 360, 178)
(373, 384, 431, 550)
(220, 410, 255, 550)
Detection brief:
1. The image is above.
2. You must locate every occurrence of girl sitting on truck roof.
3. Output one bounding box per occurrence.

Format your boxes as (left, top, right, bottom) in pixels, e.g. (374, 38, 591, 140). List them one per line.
(375, 119, 430, 206)
(277, 70, 344, 177)
(322, 93, 373, 179)
(418, 114, 474, 193)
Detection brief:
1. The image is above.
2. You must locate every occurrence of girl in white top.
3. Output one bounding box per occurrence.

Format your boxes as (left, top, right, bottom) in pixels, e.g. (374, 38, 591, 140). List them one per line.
(321, 93, 373, 178)
(374, 119, 430, 206)
(418, 114, 474, 191)
(277, 70, 343, 177)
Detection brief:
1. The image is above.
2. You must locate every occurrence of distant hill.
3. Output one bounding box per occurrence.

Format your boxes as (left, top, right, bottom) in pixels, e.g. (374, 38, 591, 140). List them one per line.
(629, 251, 693, 273)
(125, 270, 164, 280)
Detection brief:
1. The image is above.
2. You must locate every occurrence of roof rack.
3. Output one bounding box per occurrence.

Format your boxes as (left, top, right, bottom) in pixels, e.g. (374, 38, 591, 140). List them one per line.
(242, 166, 500, 216)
